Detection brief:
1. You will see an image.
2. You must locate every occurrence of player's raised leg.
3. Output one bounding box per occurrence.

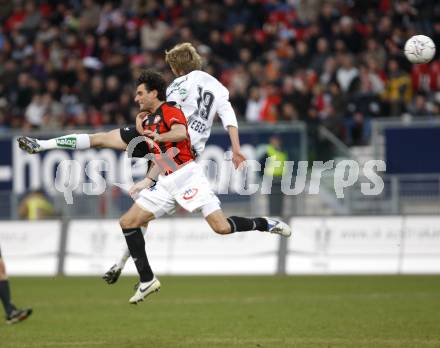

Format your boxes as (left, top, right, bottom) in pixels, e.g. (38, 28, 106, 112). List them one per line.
(17, 133, 91, 153)
(119, 203, 160, 304)
(17, 128, 129, 154)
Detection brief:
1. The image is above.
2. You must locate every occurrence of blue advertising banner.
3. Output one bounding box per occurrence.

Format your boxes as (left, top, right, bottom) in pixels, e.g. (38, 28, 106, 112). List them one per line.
(0, 126, 304, 196)
(385, 127, 440, 174)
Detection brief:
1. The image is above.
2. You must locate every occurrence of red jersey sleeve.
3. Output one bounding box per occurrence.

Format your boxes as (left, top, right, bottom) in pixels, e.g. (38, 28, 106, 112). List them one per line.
(163, 105, 187, 129)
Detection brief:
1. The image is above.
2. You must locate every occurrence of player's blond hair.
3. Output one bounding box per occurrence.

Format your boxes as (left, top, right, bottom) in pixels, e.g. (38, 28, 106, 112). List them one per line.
(165, 42, 203, 75)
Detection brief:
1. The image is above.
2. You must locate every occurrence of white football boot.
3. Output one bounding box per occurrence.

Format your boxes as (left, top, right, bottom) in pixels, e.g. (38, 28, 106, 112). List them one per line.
(265, 218, 292, 237)
(129, 277, 161, 304)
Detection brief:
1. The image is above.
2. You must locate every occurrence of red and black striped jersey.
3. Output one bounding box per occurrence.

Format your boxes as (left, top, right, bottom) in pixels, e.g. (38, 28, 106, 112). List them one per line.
(142, 102, 194, 173)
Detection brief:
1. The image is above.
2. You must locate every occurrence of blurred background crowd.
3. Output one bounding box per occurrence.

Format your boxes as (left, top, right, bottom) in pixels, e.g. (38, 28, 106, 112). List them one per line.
(0, 0, 439, 146)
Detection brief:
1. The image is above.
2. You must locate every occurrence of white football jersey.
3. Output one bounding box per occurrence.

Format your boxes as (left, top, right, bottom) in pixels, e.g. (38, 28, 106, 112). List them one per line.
(166, 70, 238, 154)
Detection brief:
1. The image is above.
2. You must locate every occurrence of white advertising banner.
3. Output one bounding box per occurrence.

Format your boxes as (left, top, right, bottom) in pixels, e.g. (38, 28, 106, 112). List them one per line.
(64, 218, 279, 275)
(2, 216, 439, 276)
(64, 220, 139, 276)
(0, 221, 61, 275)
(287, 216, 440, 274)
(401, 216, 440, 273)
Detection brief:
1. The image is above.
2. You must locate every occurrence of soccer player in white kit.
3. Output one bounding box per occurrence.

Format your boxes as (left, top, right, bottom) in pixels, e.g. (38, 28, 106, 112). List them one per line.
(162, 43, 242, 158)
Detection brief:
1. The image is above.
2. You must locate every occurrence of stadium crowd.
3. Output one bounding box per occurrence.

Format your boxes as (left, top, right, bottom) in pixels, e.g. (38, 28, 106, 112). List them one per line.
(0, 0, 439, 145)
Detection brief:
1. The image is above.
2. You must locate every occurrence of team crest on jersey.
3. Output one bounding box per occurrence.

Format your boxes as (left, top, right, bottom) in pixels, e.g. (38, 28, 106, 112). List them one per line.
(183, 188, 198, 200)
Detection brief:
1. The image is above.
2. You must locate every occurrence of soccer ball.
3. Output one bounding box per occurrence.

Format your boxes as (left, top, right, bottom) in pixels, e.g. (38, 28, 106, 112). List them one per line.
(404, 35, 436, 64)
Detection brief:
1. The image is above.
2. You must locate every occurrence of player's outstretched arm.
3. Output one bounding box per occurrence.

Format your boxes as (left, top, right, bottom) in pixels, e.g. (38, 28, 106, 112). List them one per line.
(17, 129, 129, 154)
(217, 96, 246, 169)
(227, 126, 246, 169)
(144, 123, 187, 143)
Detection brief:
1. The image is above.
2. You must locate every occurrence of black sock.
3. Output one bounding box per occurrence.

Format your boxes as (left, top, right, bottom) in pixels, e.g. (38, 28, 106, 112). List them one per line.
(0, 280, 15, 316)
(227, 216, 268, 233)
(122, 228, 154, 282)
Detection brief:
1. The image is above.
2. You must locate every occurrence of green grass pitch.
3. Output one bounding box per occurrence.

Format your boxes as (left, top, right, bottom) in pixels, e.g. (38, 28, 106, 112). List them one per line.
(1, 276, 440, 348)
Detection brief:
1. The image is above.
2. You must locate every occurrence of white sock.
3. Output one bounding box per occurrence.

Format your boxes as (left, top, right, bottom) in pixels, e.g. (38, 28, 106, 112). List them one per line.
(37, 134, 91, 151)
(116, 226, 148, 269)
(116, 249, 130, 269)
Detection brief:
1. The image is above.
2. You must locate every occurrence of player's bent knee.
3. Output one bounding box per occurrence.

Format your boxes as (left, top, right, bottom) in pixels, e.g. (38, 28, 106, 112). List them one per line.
(119, 215, 128, 228)
(212, 223, 231, 235)
(119, 214, 141, 229)
(205, 209, 230, 235)
(90, 133, 106, 148)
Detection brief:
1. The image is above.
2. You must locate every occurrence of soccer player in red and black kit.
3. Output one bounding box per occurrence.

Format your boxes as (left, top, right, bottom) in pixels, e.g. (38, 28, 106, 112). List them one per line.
(120, 70, 291, 304)
(141, 102, 194, 173)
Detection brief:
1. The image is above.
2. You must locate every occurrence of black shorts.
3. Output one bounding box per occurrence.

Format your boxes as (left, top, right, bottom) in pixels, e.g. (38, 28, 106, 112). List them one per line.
(119, 126, 149, 158)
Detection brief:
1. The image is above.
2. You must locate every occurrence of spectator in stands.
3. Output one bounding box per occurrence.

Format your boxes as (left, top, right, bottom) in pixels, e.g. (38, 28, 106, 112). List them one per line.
(0, 0, 438, 146)
(336, 54, 359, 93)
(280, 102, 298, 122)
(382, 59, 412, 116)
(311, 37, 331, 75)
(339, 16, 363, 54)
(140, 17, 169, 52)
(260, 134, 288, 215)
(24, 94, 47, 128)
(345, 110, 371, 146)
(82, 0, 102, 31)
(18, 190, 54, 220)
(362, 38, 387, 71)
(407, 93, 435, 117)
(245, 87, 264, 123)
(21, 1, 41, 33)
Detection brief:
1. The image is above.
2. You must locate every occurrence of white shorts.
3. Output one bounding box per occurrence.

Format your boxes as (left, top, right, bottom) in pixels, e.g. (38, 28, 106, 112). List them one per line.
(135, 161, 221, 218)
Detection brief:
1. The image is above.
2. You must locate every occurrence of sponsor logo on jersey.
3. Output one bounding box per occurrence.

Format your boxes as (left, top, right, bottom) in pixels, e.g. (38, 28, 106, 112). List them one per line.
(183, 188, 198, 200)
(56, 137, 77, 149)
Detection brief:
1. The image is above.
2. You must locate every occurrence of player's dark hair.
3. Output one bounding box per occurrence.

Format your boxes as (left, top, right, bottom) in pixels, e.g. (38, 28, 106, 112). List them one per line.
(137, 70, 167, 101)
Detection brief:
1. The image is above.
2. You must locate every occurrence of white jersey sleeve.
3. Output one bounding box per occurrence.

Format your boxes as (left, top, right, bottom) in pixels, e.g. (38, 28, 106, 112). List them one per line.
(216, 94, 238, 130)
(166, 70, 238, 155)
